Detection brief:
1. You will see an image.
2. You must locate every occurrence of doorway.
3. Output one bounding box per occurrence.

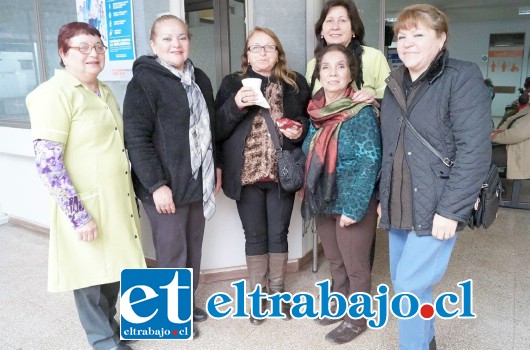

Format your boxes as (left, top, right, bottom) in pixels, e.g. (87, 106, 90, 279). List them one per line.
(185, 0, 246, 90)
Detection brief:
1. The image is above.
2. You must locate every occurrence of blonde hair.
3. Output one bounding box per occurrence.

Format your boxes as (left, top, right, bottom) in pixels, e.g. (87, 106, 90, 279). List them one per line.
(394, 4, 449, 49)
(241, 27, 298, 93)
(150, 15, 191, 41)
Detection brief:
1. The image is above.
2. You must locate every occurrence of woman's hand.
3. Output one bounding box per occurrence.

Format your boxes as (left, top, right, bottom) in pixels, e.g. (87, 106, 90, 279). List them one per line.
(279, 126, 303, 140)
(235, 87, 259, 109)
(339, 215, 356, 228)
(76, 219, 98, 242)
(352, 90, 379, 108)
(431, 213, 458, 240)
(153, 185, 176, 214)
(491, 129, 503, 141)
(215, 168, 222, 195)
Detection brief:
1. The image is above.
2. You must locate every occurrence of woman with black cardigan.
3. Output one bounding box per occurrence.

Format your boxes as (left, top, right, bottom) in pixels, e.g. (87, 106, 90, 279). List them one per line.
(123, 15, 220, 339)
(215, 27, 310, 324)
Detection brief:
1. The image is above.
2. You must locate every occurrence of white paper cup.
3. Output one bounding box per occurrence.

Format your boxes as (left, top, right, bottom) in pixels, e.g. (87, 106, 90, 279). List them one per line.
(242, 78, 261, 92)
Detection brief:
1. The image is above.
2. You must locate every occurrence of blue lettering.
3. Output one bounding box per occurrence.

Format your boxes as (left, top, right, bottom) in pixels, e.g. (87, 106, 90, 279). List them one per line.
(206, 292, 232, 319)
(316, 280, 347, 320)
(458, 279, 476, 318)
(368, 284, 389, 329)
(248, 285, 269, 319)
(269, 292, 292, 318)
(291, 292, 318, 318)
(391, 292, 420, 319)
(232, 280, 249, 318)
(435, 292, 459, 319)
(348, 292, 375, 319)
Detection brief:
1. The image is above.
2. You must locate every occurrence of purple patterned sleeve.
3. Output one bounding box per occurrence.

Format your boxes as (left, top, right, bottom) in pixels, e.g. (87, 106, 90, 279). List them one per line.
(33, 139, 92, 229)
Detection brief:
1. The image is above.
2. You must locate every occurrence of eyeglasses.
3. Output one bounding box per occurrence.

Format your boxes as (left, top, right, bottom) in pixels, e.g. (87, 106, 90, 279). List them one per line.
(247, 45, 277, 53)
(69, 44, 107, 54)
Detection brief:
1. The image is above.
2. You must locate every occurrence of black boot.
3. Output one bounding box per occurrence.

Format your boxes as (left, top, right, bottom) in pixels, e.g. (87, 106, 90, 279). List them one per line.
(268, 252, 291, 320)
(246, 254, 269, 325)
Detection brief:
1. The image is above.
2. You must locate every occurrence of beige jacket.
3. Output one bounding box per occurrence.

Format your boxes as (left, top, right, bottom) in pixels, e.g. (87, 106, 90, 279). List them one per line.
(494, 105, 530, 179)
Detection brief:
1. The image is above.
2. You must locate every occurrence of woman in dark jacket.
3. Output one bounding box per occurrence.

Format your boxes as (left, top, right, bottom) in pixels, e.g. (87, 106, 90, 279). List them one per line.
(378, 5, 491, 349)
(123, 15, 219, 338)
(215, 26, 310, 324)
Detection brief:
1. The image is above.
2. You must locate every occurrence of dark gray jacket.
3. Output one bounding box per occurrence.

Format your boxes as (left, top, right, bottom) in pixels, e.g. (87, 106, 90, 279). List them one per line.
(379, 51, 492, 235)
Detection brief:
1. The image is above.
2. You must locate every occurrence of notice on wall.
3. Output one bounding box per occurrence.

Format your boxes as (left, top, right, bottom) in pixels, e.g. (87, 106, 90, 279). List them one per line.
(76, 0, 135, 81)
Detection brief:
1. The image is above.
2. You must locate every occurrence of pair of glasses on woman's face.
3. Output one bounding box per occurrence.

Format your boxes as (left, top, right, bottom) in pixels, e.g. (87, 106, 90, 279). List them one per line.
(247, 44, 277, 53)
(69, 43, 107, 54)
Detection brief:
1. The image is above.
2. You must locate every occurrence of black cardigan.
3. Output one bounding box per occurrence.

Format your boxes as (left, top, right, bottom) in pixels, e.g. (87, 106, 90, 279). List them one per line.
(123, 56, 215, 206)
(214, 69, 310, 200)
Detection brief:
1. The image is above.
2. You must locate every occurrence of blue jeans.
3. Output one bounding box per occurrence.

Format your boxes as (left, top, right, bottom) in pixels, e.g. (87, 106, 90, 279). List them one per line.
(389, 228, 457, 350)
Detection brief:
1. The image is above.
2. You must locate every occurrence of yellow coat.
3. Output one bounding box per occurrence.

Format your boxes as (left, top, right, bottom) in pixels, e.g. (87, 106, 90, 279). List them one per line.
(26, 70, 146, 292)
(306, 45, 390, 98)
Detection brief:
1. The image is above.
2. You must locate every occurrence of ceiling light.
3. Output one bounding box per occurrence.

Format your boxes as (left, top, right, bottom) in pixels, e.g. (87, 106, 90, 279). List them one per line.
(518, 6, 530, 15)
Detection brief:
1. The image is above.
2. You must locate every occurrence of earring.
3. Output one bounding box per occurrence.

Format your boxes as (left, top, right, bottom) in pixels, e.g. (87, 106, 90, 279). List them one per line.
(320, 35, 324, 39)
(352, 34, 355, 38)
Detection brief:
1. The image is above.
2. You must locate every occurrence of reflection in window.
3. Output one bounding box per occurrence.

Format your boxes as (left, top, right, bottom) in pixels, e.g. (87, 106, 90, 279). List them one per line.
(0, 0, 39, 125)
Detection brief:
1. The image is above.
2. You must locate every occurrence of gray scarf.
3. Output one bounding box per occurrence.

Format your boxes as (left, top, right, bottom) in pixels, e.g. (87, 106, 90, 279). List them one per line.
(157, 58, 215, 219)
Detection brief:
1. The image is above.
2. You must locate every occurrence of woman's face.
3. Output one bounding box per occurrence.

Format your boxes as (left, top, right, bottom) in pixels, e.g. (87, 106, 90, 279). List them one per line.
(396, 22, 446, 79)
(319, 50, 351, 97)
(150, 19, 190, 71)
(246, 31, 278, 77)
(321, 6, 354, 47)
(60, 34, 105, 81)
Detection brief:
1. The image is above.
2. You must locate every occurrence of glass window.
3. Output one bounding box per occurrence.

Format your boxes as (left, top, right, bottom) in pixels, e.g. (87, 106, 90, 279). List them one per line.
(186, 1, 217, 89)
(228, 0, 246, 74)
(0, 0, 40, 126)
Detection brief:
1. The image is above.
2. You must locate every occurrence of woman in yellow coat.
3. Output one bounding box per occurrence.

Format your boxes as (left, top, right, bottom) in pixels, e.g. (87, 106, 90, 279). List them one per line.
(26, 22, 145, 350)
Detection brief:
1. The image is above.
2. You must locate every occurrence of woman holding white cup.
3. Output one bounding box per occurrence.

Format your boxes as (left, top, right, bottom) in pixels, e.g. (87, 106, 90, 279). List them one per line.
(215, 26, 310, 324)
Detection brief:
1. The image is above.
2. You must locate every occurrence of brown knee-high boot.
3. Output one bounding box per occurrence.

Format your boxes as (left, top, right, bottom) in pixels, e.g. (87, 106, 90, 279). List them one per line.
(246, 254, 269, 325)
(268, 252, 291, 320)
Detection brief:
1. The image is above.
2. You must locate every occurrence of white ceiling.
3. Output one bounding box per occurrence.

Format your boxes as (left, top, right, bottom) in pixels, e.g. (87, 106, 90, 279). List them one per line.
(385, 0, 530, 23)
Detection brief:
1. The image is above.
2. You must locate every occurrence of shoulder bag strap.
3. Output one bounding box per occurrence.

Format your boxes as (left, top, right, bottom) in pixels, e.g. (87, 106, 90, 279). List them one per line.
(506, 113, 528, 130)
(401, 114, 454, 168)
(262, 108, 282, 152)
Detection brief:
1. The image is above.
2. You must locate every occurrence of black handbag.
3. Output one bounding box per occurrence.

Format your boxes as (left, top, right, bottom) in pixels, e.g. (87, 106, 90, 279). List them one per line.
(262, 109, 306, 193)
(402, 115, 502, 229)
(467, 163, 503, 229)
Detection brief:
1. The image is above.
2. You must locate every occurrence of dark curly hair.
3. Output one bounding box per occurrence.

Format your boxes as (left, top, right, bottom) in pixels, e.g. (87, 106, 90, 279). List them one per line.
(314, 44, 358, 85)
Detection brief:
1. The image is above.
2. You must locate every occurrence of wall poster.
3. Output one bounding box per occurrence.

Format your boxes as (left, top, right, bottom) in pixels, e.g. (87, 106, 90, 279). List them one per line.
(76, 0, 135, 81)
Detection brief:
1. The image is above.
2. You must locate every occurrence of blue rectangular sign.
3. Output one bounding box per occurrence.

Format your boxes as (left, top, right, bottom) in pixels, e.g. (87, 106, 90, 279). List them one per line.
(120, 268, 193, 340)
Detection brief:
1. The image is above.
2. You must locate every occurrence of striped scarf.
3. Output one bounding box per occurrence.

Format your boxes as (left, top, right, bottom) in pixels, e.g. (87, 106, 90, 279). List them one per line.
(302, 86, 369, 219)
(157, 58, 215, 220)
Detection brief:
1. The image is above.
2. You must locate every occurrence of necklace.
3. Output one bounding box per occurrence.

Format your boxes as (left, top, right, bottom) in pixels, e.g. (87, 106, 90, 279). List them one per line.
(94, 89, 101, 97)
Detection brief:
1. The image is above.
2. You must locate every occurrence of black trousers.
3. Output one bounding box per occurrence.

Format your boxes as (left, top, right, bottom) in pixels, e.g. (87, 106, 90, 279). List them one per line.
(492, 143, 507, 168)
(73, 282, 120, 350)
(236, 182, 295, 256)
(143, 200, 205, 292)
